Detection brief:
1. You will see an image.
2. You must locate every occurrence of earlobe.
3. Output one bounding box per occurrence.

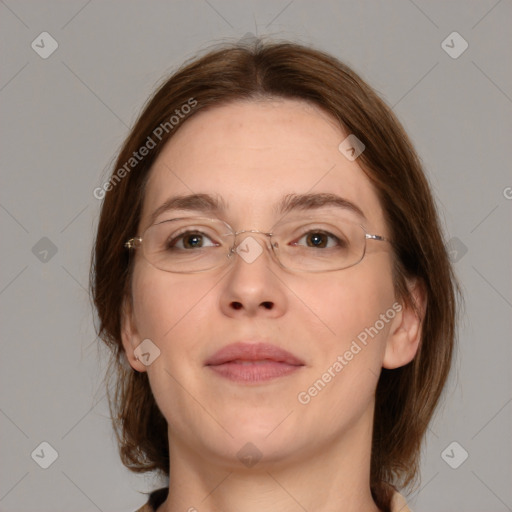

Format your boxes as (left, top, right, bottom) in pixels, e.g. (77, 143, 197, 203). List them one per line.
(383, 278, 427, 369)
(121, 296, 147, 373)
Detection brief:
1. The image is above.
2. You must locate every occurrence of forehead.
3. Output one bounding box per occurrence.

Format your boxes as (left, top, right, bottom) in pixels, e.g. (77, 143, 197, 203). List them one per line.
(140, 99, 386, 232)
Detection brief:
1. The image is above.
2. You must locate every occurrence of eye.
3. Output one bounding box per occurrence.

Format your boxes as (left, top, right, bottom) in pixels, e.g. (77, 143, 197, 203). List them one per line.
(167, 230, 219, 250)
(292, 230, 345, 249)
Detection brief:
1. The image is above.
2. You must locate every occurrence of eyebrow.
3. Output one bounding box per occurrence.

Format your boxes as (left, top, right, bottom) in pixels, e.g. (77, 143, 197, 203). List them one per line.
(148, 192, 366, 226)
(148, 193, 228, 226)
(279, 192, 366, 220)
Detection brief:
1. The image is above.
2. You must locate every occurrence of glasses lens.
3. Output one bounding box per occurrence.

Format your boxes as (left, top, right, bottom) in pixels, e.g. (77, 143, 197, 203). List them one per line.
(274, 216, 365, 272)
(143, 217, 233, 272)
(138, 215, 366, 273)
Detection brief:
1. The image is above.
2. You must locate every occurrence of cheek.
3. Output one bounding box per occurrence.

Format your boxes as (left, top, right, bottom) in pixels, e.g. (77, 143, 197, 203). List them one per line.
(298, 255, 395, 333)
(293, 259, 397, 420)
(290, 254, 397, 380)
(129, 265, 219, 419)
(131, 263, 217, 342)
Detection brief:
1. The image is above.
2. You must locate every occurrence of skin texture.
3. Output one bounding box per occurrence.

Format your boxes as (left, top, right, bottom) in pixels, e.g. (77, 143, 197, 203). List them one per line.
(121, 99, 424, 512)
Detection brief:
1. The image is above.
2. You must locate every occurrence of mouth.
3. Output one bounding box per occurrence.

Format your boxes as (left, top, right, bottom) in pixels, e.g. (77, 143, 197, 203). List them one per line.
(205, 342, 305, 383)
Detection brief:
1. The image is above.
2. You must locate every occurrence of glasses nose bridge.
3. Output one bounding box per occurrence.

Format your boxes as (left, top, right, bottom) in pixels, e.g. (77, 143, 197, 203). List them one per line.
(228, 228, 276, 257)
(233, 227, 272, 237)
(232, 227, 273, 244)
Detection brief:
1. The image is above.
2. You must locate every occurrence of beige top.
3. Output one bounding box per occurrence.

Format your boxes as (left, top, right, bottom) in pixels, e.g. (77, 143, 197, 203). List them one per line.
(135, 488, 412, 512)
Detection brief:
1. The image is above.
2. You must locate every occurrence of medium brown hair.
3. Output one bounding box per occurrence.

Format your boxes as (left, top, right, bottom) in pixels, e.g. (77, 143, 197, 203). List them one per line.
(90, 39, 458, 511)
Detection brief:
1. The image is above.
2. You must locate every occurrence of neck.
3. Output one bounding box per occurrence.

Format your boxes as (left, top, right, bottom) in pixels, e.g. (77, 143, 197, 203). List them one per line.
(159, 407, 381, 512)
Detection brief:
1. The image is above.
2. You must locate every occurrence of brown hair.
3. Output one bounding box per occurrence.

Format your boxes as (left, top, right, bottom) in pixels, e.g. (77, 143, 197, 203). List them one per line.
(90, 39, 458, 511)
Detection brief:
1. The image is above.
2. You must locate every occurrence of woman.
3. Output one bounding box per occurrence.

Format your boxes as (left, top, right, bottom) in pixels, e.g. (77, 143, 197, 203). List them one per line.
(90, 39, 458, 512)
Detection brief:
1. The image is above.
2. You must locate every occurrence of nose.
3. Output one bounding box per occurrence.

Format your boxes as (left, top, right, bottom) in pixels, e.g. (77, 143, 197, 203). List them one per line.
(219, 232, 288, 318)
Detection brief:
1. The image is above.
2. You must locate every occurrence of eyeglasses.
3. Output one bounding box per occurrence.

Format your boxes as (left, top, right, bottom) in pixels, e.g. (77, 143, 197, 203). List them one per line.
(124, 215, 389, 273)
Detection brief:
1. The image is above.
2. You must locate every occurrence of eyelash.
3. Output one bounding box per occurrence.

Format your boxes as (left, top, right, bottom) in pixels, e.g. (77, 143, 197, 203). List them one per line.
(167, 228, 344, 250)
(292, 230, 345, 249)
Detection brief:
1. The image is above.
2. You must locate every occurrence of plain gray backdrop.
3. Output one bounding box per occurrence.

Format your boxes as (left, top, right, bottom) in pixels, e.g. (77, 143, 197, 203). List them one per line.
(1, 1, 511, 511)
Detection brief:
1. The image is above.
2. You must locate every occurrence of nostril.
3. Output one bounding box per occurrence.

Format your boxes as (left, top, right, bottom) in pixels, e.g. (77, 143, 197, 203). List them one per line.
(261, 301, 273, 309)
(231, 302, 243, 310)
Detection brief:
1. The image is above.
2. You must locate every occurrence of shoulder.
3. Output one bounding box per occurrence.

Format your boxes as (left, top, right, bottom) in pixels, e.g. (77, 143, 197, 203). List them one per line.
(134, 504, 153, 512)
(390, 490, 413, 512)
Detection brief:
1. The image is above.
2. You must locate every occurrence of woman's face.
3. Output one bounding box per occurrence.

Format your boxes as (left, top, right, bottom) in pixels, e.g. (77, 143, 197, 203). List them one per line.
(123, 98, 402, 467)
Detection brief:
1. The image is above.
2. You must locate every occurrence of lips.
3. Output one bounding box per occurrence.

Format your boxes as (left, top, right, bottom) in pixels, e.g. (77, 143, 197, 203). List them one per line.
(205, 342, 305, 383)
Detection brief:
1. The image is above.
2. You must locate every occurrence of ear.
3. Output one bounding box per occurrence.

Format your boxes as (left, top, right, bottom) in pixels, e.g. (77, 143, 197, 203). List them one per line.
(121, 295, 147, 373)
(383, 277, 427, 369)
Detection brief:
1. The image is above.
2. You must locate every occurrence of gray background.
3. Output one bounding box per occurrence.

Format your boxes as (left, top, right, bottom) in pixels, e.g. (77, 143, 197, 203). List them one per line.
(1, 1, 511, 511)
